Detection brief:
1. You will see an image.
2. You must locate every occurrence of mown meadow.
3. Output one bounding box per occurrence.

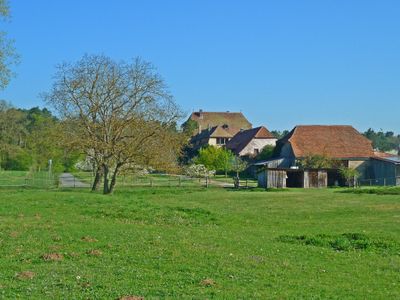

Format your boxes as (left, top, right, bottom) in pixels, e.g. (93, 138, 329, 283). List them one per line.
(0, 186, 399, 299)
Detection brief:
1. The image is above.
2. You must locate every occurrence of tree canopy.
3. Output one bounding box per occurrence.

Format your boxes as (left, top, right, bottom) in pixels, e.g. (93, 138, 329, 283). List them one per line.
(45, 54, 184, 194)
(0, 0, 19, 90)
(363, 128, 400, 152)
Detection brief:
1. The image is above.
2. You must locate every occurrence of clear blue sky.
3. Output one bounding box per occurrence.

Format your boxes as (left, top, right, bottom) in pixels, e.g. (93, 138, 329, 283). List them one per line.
(1, 0, 400, 132)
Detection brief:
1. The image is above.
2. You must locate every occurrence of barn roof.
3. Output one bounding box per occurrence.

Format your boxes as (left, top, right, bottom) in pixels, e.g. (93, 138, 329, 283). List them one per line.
(189, 111, 252, 136)
(279, 125, 374, 159)
(226, 126, 275, 154)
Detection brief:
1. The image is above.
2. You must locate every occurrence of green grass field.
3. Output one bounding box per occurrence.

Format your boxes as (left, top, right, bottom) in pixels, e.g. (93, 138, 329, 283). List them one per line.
(0, 187, 399, 299)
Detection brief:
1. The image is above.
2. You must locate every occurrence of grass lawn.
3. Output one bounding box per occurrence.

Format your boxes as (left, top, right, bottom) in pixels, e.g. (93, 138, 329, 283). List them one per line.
(0, 187, 399, 299)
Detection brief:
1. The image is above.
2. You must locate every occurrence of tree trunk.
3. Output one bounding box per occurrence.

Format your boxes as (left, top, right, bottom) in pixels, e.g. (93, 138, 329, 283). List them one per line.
(91, 168, 102, 191)
(103, 164, 110, 194)
(109, 164, 121, 194)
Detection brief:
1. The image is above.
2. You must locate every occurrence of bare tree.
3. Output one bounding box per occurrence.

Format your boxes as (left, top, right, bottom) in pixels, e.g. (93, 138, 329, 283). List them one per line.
(44, 54, 183, 194)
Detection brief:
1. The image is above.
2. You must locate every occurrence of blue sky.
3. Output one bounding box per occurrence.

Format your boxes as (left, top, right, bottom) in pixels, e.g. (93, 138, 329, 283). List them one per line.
(1, 0, 399, 132)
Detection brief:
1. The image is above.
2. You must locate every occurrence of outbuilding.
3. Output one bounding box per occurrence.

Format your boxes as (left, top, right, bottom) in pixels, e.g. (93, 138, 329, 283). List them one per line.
(257, 167, 330, 188)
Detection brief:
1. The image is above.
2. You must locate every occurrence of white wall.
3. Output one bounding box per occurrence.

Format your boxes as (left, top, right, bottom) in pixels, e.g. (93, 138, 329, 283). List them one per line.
(239, 138, 277, 156)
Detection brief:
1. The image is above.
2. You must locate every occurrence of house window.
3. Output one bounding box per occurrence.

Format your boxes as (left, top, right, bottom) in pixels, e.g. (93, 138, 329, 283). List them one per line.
(216, 137, 228, 145)
(254, 148, 259, 155)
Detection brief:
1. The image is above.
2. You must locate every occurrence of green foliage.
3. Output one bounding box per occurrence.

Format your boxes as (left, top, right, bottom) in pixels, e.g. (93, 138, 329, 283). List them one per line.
(194, 146, 235, 176)
(278, 233, 399, 254)
(339, 167, 360, 186)
(181, 118, 198, 136)
(232, 156, 248, 177)
(363, 128, 400, 152)
(271, 130, 289, 139)
(0, 0, 19, 90)
(298, 154, 334, 169)
(256, 145, 275, 160)
(0, 104, 80, 171)
(341, 186, 400, 195)
(2, 148, 32, 170)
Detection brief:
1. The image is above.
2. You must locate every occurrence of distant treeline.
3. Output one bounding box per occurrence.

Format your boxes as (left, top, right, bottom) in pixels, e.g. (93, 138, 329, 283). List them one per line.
(363, 129, 400, 152)
(0, 100, 80, 171)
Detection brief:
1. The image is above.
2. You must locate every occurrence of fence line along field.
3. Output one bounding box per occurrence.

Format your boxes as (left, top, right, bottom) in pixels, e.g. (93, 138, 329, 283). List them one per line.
(0, 170, 57, 188)
(0, 186, 399, 299)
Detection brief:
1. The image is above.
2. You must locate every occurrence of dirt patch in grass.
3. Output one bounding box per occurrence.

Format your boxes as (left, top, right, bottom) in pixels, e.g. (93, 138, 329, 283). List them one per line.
(200, 278, 216, 287)
(87, 249, 102, 256)
(52, 235, 62, 242)
(118, 296, 144, 300)
(16, 271, 35, 280)
(277, 233, 399, 255)
(42, 253, 64, 261)
(9, 231, 19, 238)
(81, 236, 98, 242)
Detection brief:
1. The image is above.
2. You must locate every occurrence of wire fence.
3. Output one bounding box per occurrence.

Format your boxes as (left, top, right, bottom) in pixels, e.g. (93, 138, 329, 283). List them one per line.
(72, 172, 213, 188)
(358, 176, 400, 187)
(70, 173, 257, 189)
(0, 171, 57, 188)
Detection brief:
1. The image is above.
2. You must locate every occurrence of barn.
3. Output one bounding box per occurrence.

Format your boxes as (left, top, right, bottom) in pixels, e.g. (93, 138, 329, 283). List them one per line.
(255, 125, 400, 188)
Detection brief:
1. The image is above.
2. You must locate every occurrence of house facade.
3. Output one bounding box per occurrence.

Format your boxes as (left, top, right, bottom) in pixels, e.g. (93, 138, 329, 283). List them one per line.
(226, 126, 277, 157)
(185, 110, 252, 149)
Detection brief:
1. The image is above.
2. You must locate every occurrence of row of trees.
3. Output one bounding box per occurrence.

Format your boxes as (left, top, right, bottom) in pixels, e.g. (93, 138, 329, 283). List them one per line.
(363, 129, 400, 152)
(0, 102, 79, 171)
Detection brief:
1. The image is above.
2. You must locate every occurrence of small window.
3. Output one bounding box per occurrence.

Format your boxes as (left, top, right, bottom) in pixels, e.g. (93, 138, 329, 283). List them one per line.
(216, 137, 227, 145)
(254, 148, 259, 155)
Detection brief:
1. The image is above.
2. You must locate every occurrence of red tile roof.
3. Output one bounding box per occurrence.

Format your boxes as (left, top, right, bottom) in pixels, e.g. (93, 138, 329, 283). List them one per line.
(280, 125, 374, 159)
(226, 126, 275, 154)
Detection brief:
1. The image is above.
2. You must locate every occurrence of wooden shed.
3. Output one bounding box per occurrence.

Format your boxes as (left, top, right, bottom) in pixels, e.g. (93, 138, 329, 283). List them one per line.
(257, 167, 328, 189)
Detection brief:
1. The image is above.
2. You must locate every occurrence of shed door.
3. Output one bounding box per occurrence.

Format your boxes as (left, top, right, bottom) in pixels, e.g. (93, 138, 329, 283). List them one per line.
(309, 171, 319, 188)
